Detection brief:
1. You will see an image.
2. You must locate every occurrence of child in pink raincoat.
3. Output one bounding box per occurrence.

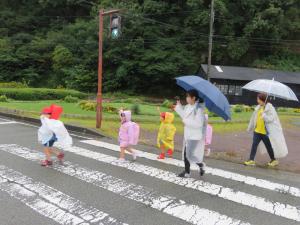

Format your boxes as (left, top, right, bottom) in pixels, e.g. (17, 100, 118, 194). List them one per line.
(118, 110, 140, 162)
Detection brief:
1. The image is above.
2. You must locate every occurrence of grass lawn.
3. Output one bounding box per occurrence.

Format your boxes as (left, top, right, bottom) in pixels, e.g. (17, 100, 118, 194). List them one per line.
(0, 100, 299, 139)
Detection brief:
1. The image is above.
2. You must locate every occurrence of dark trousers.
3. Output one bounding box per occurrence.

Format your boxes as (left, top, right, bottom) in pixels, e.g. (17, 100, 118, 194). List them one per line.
(250, 132, 275, 161)
(184, 148, 203, 174)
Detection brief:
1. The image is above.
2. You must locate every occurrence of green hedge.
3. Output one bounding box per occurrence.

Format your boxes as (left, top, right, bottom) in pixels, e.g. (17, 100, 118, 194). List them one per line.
(0, 82, 28, 88)
(0, 88, 87, 100)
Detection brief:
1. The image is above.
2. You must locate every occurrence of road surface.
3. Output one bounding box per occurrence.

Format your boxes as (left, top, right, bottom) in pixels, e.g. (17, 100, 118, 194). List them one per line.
(0, 117, 299, 225)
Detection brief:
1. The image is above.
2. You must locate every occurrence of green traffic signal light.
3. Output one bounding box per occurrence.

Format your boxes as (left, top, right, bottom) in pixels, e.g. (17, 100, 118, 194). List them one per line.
(110, 15, 121, 39)
(111, 28, 119, 38)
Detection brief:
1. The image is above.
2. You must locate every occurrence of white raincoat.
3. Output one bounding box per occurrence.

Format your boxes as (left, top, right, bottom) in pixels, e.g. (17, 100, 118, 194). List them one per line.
(175, 102, 205, 163)
(38, 116, 72, 147)
(247, 103, 288, 158)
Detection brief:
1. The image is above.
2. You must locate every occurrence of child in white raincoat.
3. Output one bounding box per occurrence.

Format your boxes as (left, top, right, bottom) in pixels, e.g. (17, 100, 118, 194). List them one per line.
(38, 106, 72, 166)
(175, 89, 206, 178)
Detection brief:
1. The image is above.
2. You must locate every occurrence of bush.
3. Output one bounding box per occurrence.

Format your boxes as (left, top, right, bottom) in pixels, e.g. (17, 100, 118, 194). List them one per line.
(244, 105, 254, 112)
(78, 100, 96, 111)
(0, 88, 87, 100)
(78, 101, 118, 113)
(113, 98, 142, 104)
(64, 95, 79, 103)
(233, 104, 245, 113)
(131, 104, 141, 115)
(0, 95, 8, 102)
(277, 107, 288, 112)
(103, 105, 118, 113)
(161, 99, 173, 108)
(208, 111, 219, 117)
(294, 108, 300, 113)
(0, 82, 28, 88)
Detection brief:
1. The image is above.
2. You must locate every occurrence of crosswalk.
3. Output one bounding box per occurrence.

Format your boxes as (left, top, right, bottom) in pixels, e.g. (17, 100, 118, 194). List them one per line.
(0, 119, 299, 225)
(0, 164, 126, 225)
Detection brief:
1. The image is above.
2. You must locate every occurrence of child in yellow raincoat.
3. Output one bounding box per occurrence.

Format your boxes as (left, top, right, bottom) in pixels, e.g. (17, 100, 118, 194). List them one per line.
(157, 112, 176, 159)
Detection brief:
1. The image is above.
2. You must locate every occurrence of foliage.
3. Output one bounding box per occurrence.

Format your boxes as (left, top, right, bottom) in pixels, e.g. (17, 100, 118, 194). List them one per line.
(277, 107, 288, 112)
(0, 95, 8, 102)
(0, 0, 299, 95)
(64, 95, 79, 103)
(78, 100, 118, 113)
(0, 88, 87, 100)
(294, 108, 300, 113)
(131, 104, 141, 115)
(208, 111, 219, 117)
(78, 100, 97, 111)
(0, 82, 28, 88)
(161, 99, 173, 109)
(233, 104, 245, 113)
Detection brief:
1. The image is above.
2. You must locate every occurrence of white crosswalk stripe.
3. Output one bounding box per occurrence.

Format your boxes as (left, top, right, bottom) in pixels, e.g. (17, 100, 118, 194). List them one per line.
(0, 144, 251, 225)
(0, 164, 127, 225)
(81, 140, 300, 198)
(52, 143, 300, 222)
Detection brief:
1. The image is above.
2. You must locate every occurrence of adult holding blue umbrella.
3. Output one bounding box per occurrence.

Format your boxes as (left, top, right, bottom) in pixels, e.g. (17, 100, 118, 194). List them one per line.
(175, 76, 231, 121)
(174, 75, 231, 178)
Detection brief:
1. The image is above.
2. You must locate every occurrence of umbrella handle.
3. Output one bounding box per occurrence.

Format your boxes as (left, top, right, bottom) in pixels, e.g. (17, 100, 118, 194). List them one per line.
(264, 78, 274, 107)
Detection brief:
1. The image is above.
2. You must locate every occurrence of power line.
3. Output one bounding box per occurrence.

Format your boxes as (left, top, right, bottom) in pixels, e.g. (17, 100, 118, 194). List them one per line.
(5, 12, 299, 45)
(121, 12, 300, 44)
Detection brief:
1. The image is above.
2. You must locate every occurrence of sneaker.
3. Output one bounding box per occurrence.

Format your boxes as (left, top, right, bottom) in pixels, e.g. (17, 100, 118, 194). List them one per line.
(267, 160, 279, 167)
(244, 160, 256, 166)
(198, 163, 205, 176)
(167, 149, 173, 157)
(157, 153, 165, 159)
(41, 160, 53, 167)
(178, 171, 190, 178)
(117, 158, 126, 163)
(132, 151, 137, 161)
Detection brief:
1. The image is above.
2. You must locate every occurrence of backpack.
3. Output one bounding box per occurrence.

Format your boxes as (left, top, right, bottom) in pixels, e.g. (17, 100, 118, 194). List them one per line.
(205, 124, 213, 145)
(128, 122, 140, 146)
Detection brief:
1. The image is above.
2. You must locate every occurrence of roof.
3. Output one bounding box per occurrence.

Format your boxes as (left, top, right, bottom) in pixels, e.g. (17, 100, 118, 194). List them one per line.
(201, 64, 300, 85)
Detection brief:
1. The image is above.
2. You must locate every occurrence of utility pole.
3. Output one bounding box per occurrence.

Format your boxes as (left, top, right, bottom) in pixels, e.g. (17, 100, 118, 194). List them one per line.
(207, 0, 215, 81)
(96, 9, 121, 128)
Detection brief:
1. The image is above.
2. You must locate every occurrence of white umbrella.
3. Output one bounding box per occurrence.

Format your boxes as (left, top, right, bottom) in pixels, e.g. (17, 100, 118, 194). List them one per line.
(242, 79, 299, 102)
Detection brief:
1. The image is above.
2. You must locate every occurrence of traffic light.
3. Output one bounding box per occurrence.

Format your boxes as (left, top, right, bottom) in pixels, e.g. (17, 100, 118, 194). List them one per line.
(110, 14, 121, 39)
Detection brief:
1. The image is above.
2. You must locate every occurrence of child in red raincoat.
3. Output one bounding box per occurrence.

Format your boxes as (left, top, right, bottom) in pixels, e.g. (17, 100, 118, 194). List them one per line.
(38, 105, 72, 166)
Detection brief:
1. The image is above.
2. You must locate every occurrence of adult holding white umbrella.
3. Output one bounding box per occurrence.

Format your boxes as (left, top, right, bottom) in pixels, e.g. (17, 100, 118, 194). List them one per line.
(243, 79, 298, 167)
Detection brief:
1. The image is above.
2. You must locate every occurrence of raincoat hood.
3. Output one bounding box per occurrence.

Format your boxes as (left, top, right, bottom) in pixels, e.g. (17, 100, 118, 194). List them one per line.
(163, 112, 174, 124)
(41, 107, 52, 114)
(121, 110, 132, 123)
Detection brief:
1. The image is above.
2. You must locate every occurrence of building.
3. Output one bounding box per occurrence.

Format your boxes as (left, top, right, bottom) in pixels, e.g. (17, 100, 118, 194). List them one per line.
(199, 65, 300, 107)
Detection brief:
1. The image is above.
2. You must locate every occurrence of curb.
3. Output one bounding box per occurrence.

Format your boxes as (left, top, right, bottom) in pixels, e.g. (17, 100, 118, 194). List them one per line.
(0, 111, 105, 138)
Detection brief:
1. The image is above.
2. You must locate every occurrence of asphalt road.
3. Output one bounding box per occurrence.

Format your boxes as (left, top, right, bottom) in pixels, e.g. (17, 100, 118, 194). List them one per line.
(0, 117, 299, 225)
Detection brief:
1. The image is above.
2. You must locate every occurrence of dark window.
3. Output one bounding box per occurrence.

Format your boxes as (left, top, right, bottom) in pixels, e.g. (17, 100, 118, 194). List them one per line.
(228, 85, 235, 95)
(235, 86, 243, 96)
(216, 84, 228, 94)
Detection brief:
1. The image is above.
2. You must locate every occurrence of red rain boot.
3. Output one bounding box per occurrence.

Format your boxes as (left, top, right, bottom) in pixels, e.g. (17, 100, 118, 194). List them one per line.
(41, 160, 53, 167)
(167, 149, 173, 157)
(157, 153, 165, 159)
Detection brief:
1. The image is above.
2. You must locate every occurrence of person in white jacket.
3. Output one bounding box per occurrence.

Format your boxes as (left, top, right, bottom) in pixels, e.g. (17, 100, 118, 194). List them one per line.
(175, 89, 206, 178)
(245, 93, 288, 167)
(38, 107, 72, 166)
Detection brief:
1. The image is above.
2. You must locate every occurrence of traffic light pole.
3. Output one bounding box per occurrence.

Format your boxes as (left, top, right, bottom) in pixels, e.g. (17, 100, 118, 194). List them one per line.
(96, 9, 120, 128)
(96, 9, 104, 129)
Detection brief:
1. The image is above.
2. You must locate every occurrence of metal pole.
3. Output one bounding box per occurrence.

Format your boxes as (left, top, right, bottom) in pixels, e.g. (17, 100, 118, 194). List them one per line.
(207, 0, 214, 81)
(96, 9, 104, 128)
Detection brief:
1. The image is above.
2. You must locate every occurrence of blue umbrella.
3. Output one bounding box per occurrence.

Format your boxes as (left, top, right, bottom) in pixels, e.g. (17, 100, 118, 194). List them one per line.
(176, 75, 231, 121)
